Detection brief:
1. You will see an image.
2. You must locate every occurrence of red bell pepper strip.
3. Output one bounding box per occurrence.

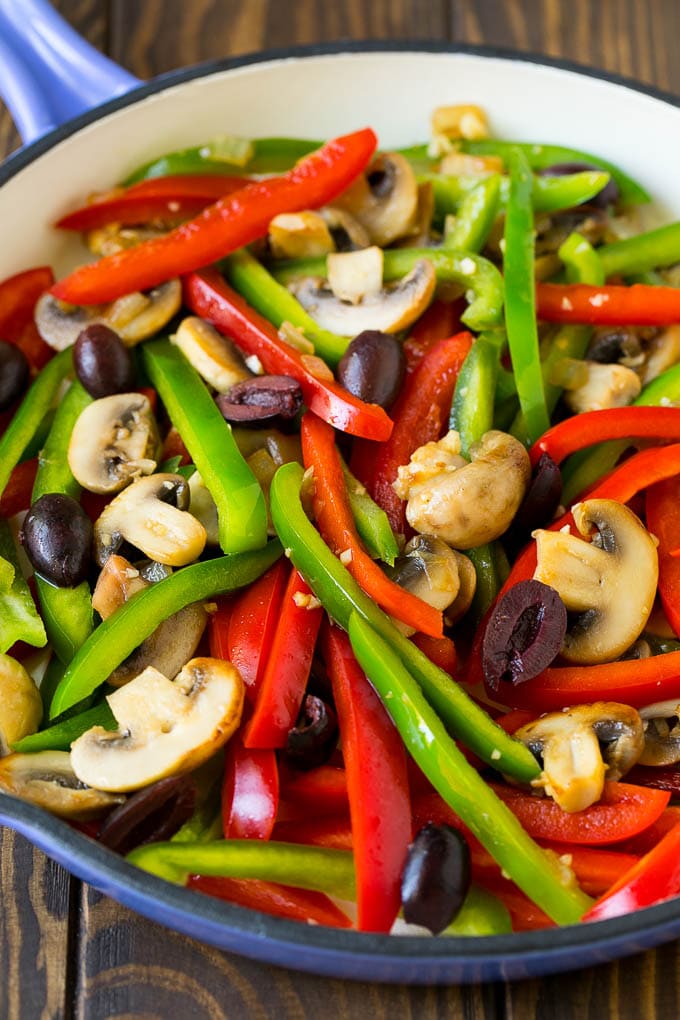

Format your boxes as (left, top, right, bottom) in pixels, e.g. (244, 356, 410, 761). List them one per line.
(184, 268, 393, 441)
(479, 880, 554, 931)
(51, 128, 378, 305)
(583, 823, 680, 922)
(646, 476, 680, 636)
(368, 331, 474, 534)
(222, 735, 279, 841)
(501, 651, 680, 712)
(413, 783, 669, 846)
(272, 816, 353, 851)
(536, 281, 680, 326)
(226, 559, 289, 698)
(0, 458, 38, 517)
(207, 597, 232, 660)
(0, 267, 55, 372)
(608, 806, 680, 856)
(530, 406, 680, 468)
(55, 174, 249, 231)
(278, 764, 349, 819)
(243, 570, 323, 749)
(301, 412, 443, 637)
(403, 298, 464, 371)
(410, 633, 458, 675)
(324, 623, 412, 933)
(187, 874, 351, 928)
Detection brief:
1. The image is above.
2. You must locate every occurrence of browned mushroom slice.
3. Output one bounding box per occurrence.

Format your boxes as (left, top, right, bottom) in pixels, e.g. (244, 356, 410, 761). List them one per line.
(0, 751, 123, 820)
(0, 654, 42, 755)
(639, 700, 680, 766)
(533, 499, 659, 664)
(107, 602, 208, 689)
(171, 316, 252, 393)
(332, 152, 419, 246)
(515, 702, 644, 812)
(67, 392, 159, 495)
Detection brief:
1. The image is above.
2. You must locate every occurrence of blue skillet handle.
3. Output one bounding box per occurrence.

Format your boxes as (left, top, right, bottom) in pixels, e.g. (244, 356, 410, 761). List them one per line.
(0, 0, 140, 145)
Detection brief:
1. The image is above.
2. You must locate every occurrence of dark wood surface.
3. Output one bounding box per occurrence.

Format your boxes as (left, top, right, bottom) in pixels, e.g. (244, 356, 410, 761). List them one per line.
(2, 1, 680, 1016)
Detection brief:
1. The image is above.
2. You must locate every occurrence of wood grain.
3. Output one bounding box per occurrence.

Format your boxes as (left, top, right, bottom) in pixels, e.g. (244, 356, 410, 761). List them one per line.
(3, 1, 680, 1017)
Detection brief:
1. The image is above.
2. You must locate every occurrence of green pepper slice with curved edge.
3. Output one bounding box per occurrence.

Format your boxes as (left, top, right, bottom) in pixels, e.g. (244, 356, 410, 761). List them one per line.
(31, 380, 94, 664)
(269, 460, 539, 783)
(124, 137, 322, 184)
(0, 348, 72, 502)
(442, 174, 502, 253)
(425, 169, 611, 219)
(223, 249, 349, 367)
(13, 699, 116, 753)
(348, 611, 592, 926)
(49, 541, 282, 718)
(0, 519, 46, 652)
(143, 338, 268, 555)
(598, 221, 680, 277)
(272, 248, 504, 333)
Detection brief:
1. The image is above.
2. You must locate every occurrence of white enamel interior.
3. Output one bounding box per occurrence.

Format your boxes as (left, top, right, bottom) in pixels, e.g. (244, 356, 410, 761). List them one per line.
(1, 49, 679, 280)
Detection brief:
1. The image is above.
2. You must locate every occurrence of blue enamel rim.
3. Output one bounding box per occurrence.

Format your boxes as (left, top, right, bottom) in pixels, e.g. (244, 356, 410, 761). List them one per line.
(2, 41, 680, 983)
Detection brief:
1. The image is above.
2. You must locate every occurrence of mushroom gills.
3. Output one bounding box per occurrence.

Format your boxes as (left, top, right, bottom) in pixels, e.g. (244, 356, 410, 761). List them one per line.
(68, 392, 160, 495)
(0, 750, 123, 819)
(70, 658, 245, 792)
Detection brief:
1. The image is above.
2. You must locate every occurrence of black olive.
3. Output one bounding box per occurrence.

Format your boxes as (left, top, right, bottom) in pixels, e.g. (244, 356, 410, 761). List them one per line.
(285, 694, 338, 770)
(586, 327, 643, 364)
(539, 161, 620, 209)
(0, 340, 29, 410)
(216, 375, 303, 427)
(401, 823, 471, 934)
(482, 579, 567, 692)
(509, 453, 563, 542)
(97, 775, 196, 855)
(73, 323, 135, 398)
(336, 330, 405, 409)
(21, 493, 93, 587)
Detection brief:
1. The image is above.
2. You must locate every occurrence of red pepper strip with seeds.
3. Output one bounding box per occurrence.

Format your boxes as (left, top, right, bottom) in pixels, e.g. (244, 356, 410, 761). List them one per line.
(301, 411, 444, 637)
(529, 406, 680, 468)
(51, 128, 377, 305)
(367, 331, 474, 534)
(184, 268, 393, 440)
(55, 174, 249, 231)
(324, 623, 412, 933)
(535, 281, 680, 325)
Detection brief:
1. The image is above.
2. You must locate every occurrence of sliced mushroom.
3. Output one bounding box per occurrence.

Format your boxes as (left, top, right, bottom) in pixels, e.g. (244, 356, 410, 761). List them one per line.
(439, 151, 504, 177)
(431, 104, 490, 142)
(332, 152, 419, 246)
(94, 473, 207, 567)
(533, 499, 659, 664)
(68, 392, 159, 495)
(91, 554, 149, 619)
(639, 700, 680, 766)
(387, 535, 472, 615)
(0, 653, 42, 755)
(0, 750, 123, 819)
(171, 316, 252, 393)
(108, 602, 208, 688)
(515, 702, 645, 813)
(268, 211, 336, 259)
(35, 280, 181, 351)
(393, 429, 531, 549)
(289, 258, 436, 336)
(559, 359, 642, 414)
(327, 245, 384, 304)
(70, 658, 244, 792)
(638, 324, 680, 386)
(319, 206, 370, 251)
(188, 471, 220, 545)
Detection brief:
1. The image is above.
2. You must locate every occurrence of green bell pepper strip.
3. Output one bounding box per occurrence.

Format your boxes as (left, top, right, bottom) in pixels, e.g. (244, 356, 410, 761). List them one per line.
(425, 170, 611, 220)
(143, 339, 268, 554)
(223, 249, 349, 367)
(128, 839, 357, 895)
(456, 139, 649, 206)
(348, 612, 592, 926)
(273, 248, 504, 333)
(441, 885, 512, 935)
(341, 459, 399, 567)
(31, 380, 94, 664)
(442, 174, 501, 252)
(561, 362, 680, 504)
(503, 148, 550, 445)
(13, 699, 116, 752)
(125, 137, 321, 184)
(598, 222, 680, 277)
(270, 461, 538, 783)
(0, 348, 72, 501)
(511, 232, 603, 445)
(0, 519, 47, 652)
(38, 655, 65, 717)
(49, 541, 282, 718)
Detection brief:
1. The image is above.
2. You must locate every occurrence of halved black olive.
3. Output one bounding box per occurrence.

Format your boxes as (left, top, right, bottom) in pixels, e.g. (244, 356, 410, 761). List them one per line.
(97, 775, 196, 855)
(401, 823, 471, 934)
(482, 579, 567, 691)
(285, 694, 338, 770)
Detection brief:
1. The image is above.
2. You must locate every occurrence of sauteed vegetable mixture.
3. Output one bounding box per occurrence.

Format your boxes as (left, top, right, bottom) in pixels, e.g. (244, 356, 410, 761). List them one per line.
(4, 104, 680, 935)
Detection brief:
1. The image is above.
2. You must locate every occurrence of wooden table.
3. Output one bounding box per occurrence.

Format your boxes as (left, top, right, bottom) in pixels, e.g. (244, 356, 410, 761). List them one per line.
(2, 2, 680, 1016)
